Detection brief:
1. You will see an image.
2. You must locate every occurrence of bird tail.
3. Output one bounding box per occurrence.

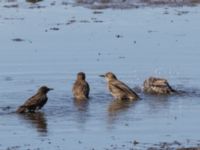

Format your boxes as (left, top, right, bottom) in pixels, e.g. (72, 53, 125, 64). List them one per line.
(16, 105, 26, 113)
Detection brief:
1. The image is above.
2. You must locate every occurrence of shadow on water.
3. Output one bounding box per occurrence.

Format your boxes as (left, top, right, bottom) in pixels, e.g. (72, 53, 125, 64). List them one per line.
(17, 112, 48, 136)
(175, 85, 200, 97)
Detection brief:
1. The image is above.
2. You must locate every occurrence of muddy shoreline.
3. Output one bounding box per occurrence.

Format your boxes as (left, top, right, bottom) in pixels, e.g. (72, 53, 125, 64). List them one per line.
(1, 0, 200, 10)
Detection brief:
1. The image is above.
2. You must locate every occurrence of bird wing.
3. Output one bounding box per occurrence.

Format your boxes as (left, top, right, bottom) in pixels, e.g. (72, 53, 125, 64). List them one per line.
(109, 80, 138, 97)
(82, 81, 90, 98)
(22, 94, 45, 108)
(73, 81, 90, 98)
(152, 79, 167, 87)
(72, 81, 81, 96)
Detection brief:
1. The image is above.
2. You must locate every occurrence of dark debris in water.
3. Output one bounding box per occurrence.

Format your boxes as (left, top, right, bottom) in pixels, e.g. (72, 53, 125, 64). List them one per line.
(28, 3, 46, 9)
(61, 1, 68, 5)
(177, 148, 200, 150)
(66, 19, 76, 25)
(146, 141, 187, 150)
(6, 0, 17, 2)
(91, 3, 139, 9)
(50, 1, 56, 6)
(118, 56, 126, 59)
(50, 27, 60, 31)
(64, 18, 103, 26)
(5, 145, 21, 150)
(3, 4, 18, 8)
(91, 17, 104, 23)
(133, 140, 140, 145)
(4, 17, 24, 20)
(79, 20, 90, 23)
(1, 106, 11, 111)
(93, 11, 103, 14)
(4, 76, 13, 81)
(12, 38, 25, 42)
(176, 10, 189, 16)
(115, 34, 123, 38)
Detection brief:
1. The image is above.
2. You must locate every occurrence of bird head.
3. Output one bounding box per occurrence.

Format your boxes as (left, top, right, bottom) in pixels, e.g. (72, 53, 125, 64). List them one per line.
(38, 86, 53, 94)
(77, 72, 86, 81)
(99, 72, 117, 81)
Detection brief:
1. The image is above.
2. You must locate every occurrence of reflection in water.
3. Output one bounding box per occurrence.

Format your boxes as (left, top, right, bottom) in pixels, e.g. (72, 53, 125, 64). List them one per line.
(73, 99, 89, 130)
(175, 86, 200, 97)
(26, 0, 43, 3)
(144, 94, 171, 113)
(18, 112, 48, 135)
(73, 99, 89, 112)
(108, 99, 135, 113)
(107, 99, 136, 125)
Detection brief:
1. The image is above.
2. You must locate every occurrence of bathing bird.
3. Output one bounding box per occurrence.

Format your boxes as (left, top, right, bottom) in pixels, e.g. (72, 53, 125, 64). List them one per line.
(17, 86, 53, 113)
(72, 72, 90, 100)
(143, 77, 176, 94)
(100, 72, 139, 100)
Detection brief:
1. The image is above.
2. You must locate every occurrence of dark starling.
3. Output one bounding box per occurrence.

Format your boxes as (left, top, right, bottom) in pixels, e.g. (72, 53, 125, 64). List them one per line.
(72, 72, 90, 100)
(143, 77, 176, 94)
(100, 72, 139, 100)
(16, 86, 53, 113)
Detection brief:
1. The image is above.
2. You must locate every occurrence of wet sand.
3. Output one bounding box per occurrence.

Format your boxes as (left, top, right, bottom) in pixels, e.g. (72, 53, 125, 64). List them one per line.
(1, 0, 200, 149)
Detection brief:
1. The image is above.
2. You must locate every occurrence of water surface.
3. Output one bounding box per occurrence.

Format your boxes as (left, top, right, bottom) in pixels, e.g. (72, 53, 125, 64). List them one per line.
(0, 1, 200, 149)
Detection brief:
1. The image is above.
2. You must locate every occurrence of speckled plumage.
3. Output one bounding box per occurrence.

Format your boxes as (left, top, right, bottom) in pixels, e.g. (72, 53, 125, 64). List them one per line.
(100, 72, 139, 100)
(143, 77, 176, 94)
(72, 72, 90, 100)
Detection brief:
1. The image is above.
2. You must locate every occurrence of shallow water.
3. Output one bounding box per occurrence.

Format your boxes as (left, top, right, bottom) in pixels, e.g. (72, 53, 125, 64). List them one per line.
(1, 0, 200, 149)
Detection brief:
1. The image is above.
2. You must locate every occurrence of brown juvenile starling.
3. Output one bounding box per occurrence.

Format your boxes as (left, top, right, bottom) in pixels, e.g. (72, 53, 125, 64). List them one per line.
(16, 86, 53, 113)
(100, 72, 139, 100)
(72, 72, 90, 100)
(143, 77, 176, 94)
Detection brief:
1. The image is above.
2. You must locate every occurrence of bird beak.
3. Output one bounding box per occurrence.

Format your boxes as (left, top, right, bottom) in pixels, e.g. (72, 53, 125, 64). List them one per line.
(99, 75, 105, 77)
(48, 88, 54, 91)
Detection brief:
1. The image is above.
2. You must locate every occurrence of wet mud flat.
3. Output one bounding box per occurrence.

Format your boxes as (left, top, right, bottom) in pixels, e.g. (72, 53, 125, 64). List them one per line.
(1, 0, 200, 150)
(1, 0, 200, 9)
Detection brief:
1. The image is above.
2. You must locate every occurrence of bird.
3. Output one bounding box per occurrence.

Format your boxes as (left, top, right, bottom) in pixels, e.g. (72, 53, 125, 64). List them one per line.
(16, 86, 53, 113)
(72, 72, 90, 100)
(143, 77, 176, 94)
(100, 72, 139, 100)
